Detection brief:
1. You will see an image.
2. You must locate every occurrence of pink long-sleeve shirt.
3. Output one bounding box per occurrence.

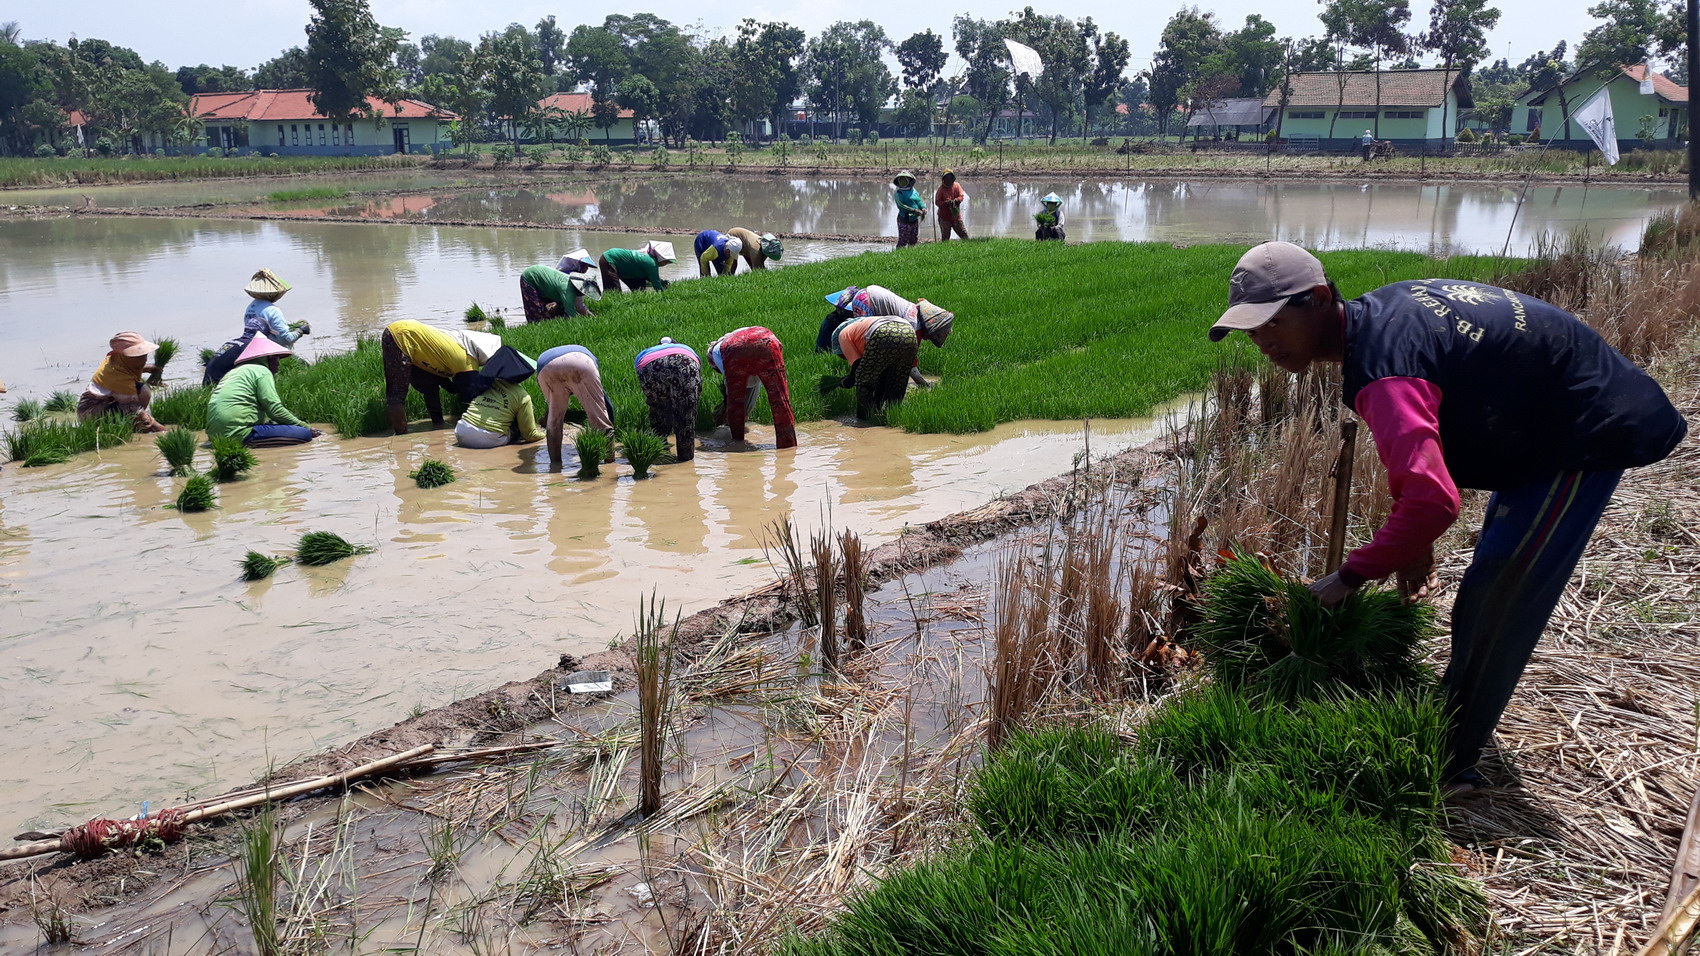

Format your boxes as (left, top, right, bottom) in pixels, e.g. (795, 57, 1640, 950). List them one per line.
(1338, 376, 1462, 586)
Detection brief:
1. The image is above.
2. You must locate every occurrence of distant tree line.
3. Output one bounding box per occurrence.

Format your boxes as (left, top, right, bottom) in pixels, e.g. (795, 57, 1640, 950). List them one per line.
(0, 0, 1689, 156)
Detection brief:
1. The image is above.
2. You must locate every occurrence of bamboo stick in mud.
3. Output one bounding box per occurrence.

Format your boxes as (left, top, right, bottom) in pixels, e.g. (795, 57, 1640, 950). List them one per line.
(1325, 420, 1359, 574)
(1, 745, 434, 863)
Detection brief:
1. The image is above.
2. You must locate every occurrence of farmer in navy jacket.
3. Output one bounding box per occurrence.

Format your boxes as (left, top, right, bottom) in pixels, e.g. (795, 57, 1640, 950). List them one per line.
(1210, 241, 1687, 794)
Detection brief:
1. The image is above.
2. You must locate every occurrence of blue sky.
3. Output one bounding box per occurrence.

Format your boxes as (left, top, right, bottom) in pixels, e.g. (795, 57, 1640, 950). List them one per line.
(18, 0, 1602, 79)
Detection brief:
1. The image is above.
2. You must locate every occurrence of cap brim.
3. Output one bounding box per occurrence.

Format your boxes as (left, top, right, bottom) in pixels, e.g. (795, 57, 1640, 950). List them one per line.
(119, 340, 159, 357)
(1208, 298, 1288, 342)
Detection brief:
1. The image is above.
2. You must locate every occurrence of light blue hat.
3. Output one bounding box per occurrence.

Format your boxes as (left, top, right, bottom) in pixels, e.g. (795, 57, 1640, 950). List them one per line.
(825, 286, 861, 308)
(1041, 192, 1062, 204)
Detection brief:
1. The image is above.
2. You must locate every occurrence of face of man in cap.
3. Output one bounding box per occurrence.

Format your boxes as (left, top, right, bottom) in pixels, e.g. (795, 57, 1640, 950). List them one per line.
(1245, 289, 1340, 374)
(1213, 241, 1345, 373)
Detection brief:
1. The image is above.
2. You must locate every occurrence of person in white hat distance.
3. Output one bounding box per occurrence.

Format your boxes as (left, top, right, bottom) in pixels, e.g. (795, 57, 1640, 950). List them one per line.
(598, 241, 675, 293)
(520, 250, 598, 321)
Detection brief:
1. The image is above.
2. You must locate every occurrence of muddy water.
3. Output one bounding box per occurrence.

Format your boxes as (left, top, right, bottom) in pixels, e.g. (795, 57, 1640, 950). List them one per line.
(233, 176, 1683, 254)
(0, 407, 1184, 837)
(0, 216, 881, 399)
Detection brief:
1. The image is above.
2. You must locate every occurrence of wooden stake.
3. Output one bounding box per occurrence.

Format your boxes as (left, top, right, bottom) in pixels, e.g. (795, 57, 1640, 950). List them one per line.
(1324, 419, 1359, 574)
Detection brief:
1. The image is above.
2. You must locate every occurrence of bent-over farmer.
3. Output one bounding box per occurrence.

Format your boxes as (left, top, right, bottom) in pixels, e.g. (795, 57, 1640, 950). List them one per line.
(1209, 240, 1687, 795)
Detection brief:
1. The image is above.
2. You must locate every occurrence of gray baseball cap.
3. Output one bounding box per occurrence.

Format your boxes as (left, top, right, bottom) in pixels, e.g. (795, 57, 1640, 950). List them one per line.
(1209, 241, 1328, 342)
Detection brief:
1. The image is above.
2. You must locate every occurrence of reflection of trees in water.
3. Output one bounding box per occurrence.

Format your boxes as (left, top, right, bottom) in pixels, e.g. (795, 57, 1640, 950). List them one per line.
(628, 472, 709, 555)
(279, 221, 424, 331)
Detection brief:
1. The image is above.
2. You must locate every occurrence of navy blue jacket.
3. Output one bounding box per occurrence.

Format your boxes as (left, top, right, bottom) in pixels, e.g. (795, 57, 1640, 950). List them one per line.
(1342, 280, 1686, 490)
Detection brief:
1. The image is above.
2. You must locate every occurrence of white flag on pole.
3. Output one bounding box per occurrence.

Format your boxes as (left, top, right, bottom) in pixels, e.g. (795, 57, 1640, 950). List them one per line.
(1003, 39, 1044, 79)
(1572, 86, 1619, 165)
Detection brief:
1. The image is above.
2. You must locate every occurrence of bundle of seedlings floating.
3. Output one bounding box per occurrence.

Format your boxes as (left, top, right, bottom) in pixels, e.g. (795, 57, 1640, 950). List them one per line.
(574, 429, 611, 479)
(617, 426, 666, 479)
(463, 302, 488, 324)
(1193, 551, 1433, 701)
(146, 337, 178, 387)
(409, 458, 455, 489)
(11, 398, 41, 423)
(208, 436, 257, 482)
(240, 551, 290, 581)
(294, 530, 374, 566)
(174, 475, 217, 513)
(199, 347, 217, 367)
(155, 426, 198, 476)
(42, 391, 77, 414)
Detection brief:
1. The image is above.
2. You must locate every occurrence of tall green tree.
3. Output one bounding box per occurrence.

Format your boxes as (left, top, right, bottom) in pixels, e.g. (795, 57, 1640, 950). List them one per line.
(602, 15, 703, 146)
(952, 15, 1012, 143)
(897, 30, 948, 92)
(419, 35, 473, 78)
(1216, 15, 1285, 96)
(1578, 0, 1662, 67)
(1318, 0, 1412, 137)
(1081, 20, 1130, 139)
(0, 38, 49, 154)
(1146, 8, 1224, 140)
(1421, 0, 1500, 143)
(615, 74, 659, 143)
(802, 21, 895, 143)
(566, 21, 629, 136)
(536, 16, 566, 76)
(731, 20, 806, 140)
(255, 47, 311, 88)
(473, 28, 548, 148)
(303, 0, 401, 123)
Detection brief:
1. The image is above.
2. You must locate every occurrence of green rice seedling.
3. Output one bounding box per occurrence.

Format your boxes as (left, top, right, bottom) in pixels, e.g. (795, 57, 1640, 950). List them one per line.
(968, 724, 1183, 845)
(11, 398, 41, 422)
(209, 436, 257, 482)
(199, 347, 217, 367)
(464, 302, 487, 323)
(43, 391, 77, 413)
(1193, 551, 1435, 700)
(574, 429, 611, 479)
(236, 806, 281, 956)
(617, 425, 666, 479)
(155, 426, 198, 476)
(150, 384, 211, 430)
(146, 337, 178, 386)
(175, 475, 217, 512)
(266, 186, 347, 202)
(295, 530, 374, 566)
(5, 413, 134, 462)
(23, 445, 70, 467)
(409, 458, 456, 488)
(241, 551, 290, 581)
(487, 312, 506, 331)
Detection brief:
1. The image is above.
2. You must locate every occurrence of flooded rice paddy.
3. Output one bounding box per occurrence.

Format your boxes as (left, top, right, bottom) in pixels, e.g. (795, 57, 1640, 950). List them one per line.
(0, 406, 1183, 838)
(0, 168, 1681, 847)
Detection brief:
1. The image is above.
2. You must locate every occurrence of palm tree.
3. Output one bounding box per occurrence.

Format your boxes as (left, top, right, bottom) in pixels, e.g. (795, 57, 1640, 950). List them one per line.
(1, 22, 22, 45)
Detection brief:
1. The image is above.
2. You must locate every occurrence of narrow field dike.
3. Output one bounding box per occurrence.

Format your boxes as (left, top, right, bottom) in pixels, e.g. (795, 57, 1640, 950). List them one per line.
(140, 239, 1510, 444)
(0, 155, 417, 189)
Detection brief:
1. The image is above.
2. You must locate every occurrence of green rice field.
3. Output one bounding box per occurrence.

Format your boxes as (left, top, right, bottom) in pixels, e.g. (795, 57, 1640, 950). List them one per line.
(16, 239, 1513, 456)
(0, 154, 417, 189)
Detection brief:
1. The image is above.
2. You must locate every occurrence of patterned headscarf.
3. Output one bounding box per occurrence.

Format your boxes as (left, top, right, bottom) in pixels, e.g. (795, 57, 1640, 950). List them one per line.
(917, 301, 954, 346)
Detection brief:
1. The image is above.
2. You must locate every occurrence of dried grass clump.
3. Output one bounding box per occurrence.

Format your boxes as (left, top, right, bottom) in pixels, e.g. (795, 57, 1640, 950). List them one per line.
(174, 475, 217, 512)
(617, 425, 667, 479)
(840, 530, 867, 654)
(574, 429, 611, 479)
(409, 458, 456, 489)
(209, 436, 257, 482)
(763, 515, 819, 627)
(240, 551, 290, 581)
(295, 530, 374, 566)
(156, 426, 198, 476)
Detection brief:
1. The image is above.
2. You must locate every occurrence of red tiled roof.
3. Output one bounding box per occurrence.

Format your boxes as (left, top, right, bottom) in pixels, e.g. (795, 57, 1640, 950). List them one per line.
(539, 92, 633, 119)
(1621, 64, 1687, 103)
(1265, 70, 1471, 109)
(189, 90, 455, 122)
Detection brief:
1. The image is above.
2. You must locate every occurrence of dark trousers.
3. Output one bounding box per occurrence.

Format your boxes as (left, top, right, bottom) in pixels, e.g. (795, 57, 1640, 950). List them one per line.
(1442, 469, 1621, 776)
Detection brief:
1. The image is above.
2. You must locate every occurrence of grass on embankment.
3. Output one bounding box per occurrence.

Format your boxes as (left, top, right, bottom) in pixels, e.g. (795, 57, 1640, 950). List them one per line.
(138, 239, 1509, 442)
(782, 554, 1482, 955)
(0, 155, 416, 189)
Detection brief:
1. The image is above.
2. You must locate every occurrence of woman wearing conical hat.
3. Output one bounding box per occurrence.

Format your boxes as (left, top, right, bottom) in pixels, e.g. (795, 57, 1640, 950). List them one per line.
(891, 170, 927, 248)
(242, 269, 310, 347)
(1034, 192, 1065, 241)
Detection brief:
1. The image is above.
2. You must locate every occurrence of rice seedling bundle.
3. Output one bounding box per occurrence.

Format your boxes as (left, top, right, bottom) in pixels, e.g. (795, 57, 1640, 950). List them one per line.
(240, 551, 290, 581)
(199, 347, 218, 367)
(1193, 552, 1434, 700)
(574, 429, 611, 479)
(150, 385, 211, 430)
(175, 475, 217, 512)
(5, 413, 134, 462)
(209, 437, 257, 482)
(155, 426, 198, 476)
(617, 426, 666, 479)
(23, 446, 70, 467)
(42, 391, 77, 413)
(146, 338, 178, 386)
(11, 398, 41, 423)
(464, 302, 488, 323)
(295, 530, 374, 566)
(409, 458, 456, 489)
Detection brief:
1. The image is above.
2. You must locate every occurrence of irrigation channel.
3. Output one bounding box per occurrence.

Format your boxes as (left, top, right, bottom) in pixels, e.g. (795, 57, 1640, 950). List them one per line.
(0, 173, 1687, 942)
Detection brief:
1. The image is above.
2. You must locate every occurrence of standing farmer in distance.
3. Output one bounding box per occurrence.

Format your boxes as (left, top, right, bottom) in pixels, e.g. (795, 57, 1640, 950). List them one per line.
(935, 170, 968, 241)
(1209, 241, 1687, 794)
(891, 171, 926, 248)
(1361, 129, 1374, 161)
